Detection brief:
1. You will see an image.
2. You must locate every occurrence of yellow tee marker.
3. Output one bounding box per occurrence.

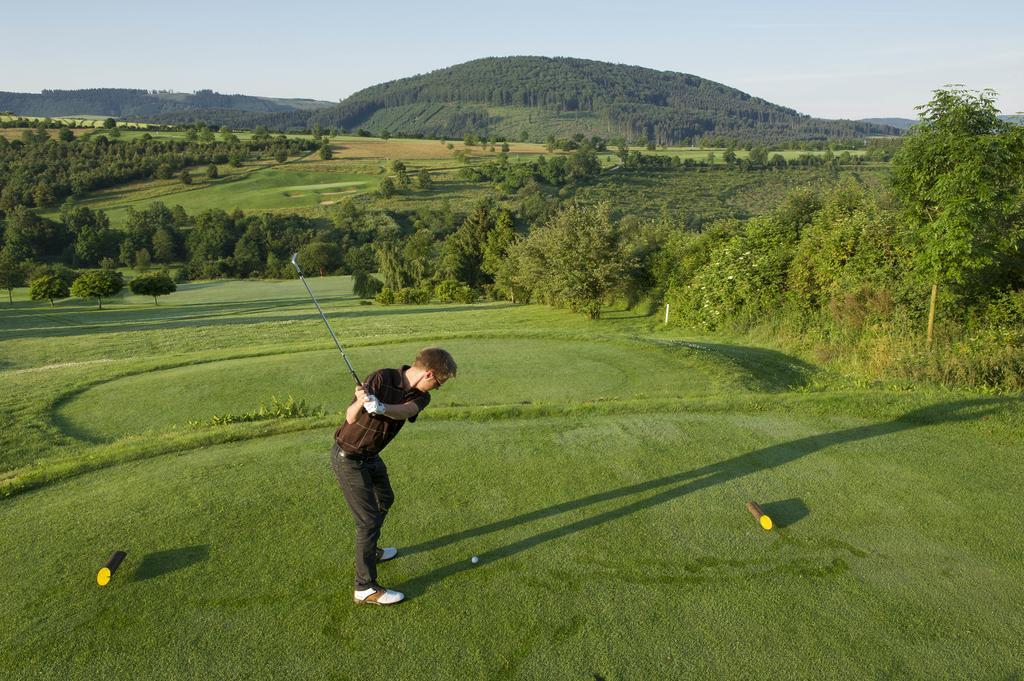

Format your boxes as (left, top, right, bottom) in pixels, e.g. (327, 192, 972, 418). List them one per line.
(97, 551, 127, 586)
(746, 501, 773, 530)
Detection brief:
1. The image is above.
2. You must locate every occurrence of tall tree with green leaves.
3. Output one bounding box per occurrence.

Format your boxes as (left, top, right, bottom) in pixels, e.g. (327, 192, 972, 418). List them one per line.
(71, 269, 124, 309)
(891, 87, 1024, 345)
(0, 253, 26, 304)
(516, 202, 634, 319)
(129, 272, 176, 305)
(29, 273, 70, 307)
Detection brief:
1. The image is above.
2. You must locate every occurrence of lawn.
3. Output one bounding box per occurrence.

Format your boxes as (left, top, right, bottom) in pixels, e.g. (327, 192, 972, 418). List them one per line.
(1, 277, 1021, 679)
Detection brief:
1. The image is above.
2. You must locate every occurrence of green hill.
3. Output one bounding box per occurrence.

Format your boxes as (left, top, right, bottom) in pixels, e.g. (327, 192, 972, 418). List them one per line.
(308, 56, 901, 144)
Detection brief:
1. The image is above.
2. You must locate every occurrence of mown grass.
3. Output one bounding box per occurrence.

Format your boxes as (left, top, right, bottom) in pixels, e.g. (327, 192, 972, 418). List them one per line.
(1, 275, 1022, 679)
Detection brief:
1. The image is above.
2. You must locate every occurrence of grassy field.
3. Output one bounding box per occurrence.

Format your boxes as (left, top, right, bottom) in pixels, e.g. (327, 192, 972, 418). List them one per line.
(1, 276, 1021, 679)
(46, 163, 381, 227)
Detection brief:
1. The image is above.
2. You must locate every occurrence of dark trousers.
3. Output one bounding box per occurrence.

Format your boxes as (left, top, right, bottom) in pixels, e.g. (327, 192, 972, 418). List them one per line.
(330, 443, 395, 590)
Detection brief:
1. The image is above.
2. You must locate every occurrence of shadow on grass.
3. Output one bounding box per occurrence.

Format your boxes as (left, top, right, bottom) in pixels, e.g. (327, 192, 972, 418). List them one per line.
(131, 545, 210, 581)
(399, 397, 1016, 597)
(0, 297, 508, 341)
(760, 498, 810, 529)
(692, 342, 818, 392)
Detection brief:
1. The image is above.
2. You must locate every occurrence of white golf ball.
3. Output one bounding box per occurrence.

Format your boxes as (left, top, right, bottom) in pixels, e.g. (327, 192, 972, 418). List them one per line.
(471, 556, 479, 564)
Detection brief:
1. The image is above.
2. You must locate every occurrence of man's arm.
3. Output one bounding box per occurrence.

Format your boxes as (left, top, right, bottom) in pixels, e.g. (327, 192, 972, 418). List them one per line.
(345, 395, 363, 424)
(378, 401, 421, 421)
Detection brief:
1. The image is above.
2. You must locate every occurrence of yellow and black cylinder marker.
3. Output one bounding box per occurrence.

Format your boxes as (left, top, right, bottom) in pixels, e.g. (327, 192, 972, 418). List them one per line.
(97, 551, 126, 586)
(746, 501, 773, 530)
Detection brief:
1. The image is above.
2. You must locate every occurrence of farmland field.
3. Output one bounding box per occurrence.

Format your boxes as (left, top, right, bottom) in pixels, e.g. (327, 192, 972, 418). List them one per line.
(1, 277, 1021, 679)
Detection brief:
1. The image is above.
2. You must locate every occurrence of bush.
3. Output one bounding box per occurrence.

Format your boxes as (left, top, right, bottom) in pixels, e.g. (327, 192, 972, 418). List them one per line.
(375, 287, 395, 305)
(434, 279, 461, 303)
(394, 286, 433, 304)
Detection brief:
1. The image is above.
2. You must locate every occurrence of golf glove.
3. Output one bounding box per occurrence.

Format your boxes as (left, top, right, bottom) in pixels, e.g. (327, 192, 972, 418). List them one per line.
(363, 396, 387, 415)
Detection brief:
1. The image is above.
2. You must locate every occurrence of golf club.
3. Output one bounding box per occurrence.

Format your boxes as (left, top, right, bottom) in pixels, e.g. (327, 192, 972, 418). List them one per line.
(291, 252, 364, 389)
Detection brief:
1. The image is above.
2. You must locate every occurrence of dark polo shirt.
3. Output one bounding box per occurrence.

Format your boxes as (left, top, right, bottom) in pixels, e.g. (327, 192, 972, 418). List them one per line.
(334, 365, 430, 457)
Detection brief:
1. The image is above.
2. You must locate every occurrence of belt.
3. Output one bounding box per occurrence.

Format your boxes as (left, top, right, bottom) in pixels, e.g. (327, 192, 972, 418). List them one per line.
(339, 449, 378, 462)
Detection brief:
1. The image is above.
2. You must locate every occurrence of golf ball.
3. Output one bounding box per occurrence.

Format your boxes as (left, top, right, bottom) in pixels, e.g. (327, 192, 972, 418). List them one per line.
(471, 556, 479, 564)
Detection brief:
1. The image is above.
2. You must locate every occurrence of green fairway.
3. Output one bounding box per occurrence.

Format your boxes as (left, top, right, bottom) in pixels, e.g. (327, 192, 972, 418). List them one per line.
(60, 166, 380, 227)
(1, 278, 1022, 679)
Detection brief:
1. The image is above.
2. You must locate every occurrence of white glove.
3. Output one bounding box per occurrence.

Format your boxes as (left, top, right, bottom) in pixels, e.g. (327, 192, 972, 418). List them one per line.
(363, 395, 387, 415)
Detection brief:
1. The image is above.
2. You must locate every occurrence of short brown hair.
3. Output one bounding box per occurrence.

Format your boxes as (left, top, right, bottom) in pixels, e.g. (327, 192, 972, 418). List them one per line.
(413, 347, 457, 380)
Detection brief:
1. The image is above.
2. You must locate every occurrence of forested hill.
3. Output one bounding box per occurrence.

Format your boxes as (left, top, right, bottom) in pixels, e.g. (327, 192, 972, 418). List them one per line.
(0, 89, 333, 118)
(306, 57, 901, 143)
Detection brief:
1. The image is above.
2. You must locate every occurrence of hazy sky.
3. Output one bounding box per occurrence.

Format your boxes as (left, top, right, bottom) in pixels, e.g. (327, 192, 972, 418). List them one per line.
(3, 0, 1021, 120)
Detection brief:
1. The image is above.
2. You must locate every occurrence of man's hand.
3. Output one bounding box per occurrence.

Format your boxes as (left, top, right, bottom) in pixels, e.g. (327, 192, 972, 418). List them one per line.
(362, 395, 387, 415)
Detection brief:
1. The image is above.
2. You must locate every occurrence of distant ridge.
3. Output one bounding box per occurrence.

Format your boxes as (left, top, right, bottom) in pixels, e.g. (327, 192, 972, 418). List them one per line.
(2, 59, 904, 143)
(859, 117, 916, 131)
(860, 115, 1022, 131)
(0, 88, 333, 119)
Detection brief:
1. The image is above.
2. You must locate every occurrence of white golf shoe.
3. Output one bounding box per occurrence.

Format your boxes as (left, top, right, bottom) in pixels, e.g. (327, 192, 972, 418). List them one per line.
(353, 586, 405, 606)
(376, 547, 398, 563)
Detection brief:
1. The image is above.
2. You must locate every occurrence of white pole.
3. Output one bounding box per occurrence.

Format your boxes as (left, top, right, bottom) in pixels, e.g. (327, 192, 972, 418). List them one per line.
(664, 303, 669, 324)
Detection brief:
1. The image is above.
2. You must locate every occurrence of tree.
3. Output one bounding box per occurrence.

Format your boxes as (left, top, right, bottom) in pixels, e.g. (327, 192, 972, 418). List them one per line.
(297, 241, 341, 276)
(129, 272, 176, 305)
(152, 228, 177, 263)
(372, 226, 407, 290)
(319, 144, 332, 160)
(71, 269, 124, 309)
(180, 169, 193, 185)
(415, 169, 433, 190)
(65, 206, 117, 266)
(29, 273, 70, 307)
(891, 87, 1024, 345)
(517, 202, 634, 319)
(207, 163, 219, 179)
(2, 206, 71, 261)
(481, 211, 523, 302)
(377, 176, 396, 198)
(346, 244, 380, 299)
(103, 118, 116, 129)
(0, 253, 26, 304)
(438, 198, 497, 287)
(401, 229, 436, 286)
(134, 248, 152, 272)
(58, 127, 74, 142)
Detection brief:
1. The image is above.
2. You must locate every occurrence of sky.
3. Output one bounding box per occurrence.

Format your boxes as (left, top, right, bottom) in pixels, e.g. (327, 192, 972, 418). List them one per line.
(2, 0, 1022, 120)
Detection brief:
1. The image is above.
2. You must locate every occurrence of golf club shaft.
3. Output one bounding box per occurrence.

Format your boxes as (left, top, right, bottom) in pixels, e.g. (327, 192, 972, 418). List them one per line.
(291, 254, 363, 387)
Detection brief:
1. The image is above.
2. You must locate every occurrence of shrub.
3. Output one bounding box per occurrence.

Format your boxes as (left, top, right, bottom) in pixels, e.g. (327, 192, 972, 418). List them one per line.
(434, 279, 461, 303)
(394, 286, 432, 304)
(375, 287, 395, 305)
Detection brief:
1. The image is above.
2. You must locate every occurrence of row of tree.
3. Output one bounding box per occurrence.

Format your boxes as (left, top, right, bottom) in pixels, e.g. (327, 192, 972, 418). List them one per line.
(0, 131, 317, 212)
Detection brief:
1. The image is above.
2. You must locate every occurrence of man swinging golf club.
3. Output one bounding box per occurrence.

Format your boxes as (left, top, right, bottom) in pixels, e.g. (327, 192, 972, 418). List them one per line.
(332, 347, 457, 606)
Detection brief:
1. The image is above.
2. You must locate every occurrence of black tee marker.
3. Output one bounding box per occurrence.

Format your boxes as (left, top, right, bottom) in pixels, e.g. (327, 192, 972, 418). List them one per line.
(97, 551, 126, 586)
